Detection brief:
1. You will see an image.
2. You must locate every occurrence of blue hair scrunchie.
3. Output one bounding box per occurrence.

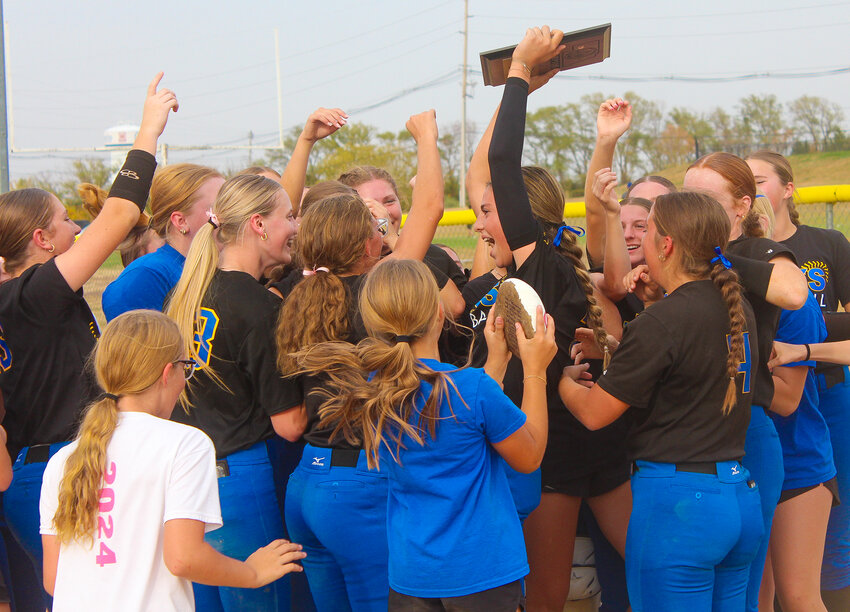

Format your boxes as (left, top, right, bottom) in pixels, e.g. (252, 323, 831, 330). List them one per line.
(553, 225, 586, 247)
(711, 246, 732, 270)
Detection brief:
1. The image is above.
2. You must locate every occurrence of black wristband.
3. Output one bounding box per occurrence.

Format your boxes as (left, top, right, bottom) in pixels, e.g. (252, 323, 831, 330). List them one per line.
(107, 149, 157, 213)
(804, 343, 811, 362)
(726, 253, 772, 300)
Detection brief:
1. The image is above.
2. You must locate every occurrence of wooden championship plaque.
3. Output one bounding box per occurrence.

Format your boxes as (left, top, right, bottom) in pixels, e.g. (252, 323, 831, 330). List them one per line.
(480, 23, 611, 87)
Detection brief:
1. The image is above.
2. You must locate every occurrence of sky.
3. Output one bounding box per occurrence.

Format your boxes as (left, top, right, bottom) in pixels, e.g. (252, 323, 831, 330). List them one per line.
(4, 0, 850, 181)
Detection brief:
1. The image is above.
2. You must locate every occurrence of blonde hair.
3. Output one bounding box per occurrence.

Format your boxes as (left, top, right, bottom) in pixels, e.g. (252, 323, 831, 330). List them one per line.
(289, 260, 461, 468)
(149, 164, 223, 238)
(166, 174, 283, 388)
(751, 192, 776, 239)
(52, 311, 182, 545)
(338, 166, 398, 197)
(78, 182, 155, 267)
(0, 189, 55, 276)
(521, 166, 610, 367)
(276, 194, 374, 372)
(652, 192, 747, 415)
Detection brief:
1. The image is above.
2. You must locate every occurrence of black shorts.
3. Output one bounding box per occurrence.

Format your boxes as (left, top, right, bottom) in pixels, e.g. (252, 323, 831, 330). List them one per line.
(388, 580, 522, 612)
(542, 458, 630, 498)
(778, 477, 841, 506)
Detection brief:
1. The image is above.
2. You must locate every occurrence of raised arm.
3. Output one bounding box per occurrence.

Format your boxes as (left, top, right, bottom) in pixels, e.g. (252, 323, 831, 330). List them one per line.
(489, 26, 564, 269)
(591, 168, 631, 302)
(584, 99, 632, 267)
(389, 110, 443, 261)
(55, 73, 176, 291)
(280, 107, 348, 217)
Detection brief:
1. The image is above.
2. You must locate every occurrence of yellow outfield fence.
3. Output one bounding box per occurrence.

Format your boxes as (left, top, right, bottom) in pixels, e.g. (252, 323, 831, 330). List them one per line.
(418, 184, 850, 227)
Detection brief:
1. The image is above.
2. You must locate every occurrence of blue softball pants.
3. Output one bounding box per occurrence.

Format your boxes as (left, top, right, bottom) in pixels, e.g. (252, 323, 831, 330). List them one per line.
(284, 444, 389, 612)
(741, 405, 784, 612)
(4, 442, 69, 611)
(818, 369, 850, 591)
(192, 441, 292, 612)
(627, 460, 763, 612)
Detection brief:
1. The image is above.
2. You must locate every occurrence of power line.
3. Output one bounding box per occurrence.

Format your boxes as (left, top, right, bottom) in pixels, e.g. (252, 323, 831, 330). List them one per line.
(467, 66, 850, 83)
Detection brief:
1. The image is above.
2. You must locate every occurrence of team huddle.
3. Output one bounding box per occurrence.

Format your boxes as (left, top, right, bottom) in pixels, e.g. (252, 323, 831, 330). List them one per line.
(1, 25, 849, 612)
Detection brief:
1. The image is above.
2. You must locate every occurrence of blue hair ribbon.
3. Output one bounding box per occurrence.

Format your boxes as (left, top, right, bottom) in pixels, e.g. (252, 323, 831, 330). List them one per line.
(553, 224, 586, 247)
(711, 246, 732, 270)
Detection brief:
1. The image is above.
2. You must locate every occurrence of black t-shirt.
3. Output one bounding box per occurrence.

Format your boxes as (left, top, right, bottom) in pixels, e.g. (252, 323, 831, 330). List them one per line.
(0, 260, 101, 459)
(463, 235, 631, 479)
(424, 243, 468, 292)
(172, 269, 301, 458)
(782, 224, 850, 384)
(597, 280, 757, 462)
(726, 235, 794, 410)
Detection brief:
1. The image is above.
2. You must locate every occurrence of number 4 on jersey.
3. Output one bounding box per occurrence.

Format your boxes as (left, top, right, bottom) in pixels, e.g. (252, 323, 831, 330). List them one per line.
(727, 332, 751, 394)
(96, 542, 116, 567)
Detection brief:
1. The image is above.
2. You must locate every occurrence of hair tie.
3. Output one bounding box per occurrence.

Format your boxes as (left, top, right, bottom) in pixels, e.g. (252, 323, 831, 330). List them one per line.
(553, 225, 586, 247)
(102, 392, 120, 402)
(302, 266, 330, 277)
(206, 210, 220, 229)
(394, 335, 412, 343)
(711, 246, 732, 270)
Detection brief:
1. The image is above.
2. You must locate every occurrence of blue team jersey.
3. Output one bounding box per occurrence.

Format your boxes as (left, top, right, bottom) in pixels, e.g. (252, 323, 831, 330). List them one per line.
(771, 292, 835, 489)
(102, 243, 185, 321)
(380, 359, 528, 597)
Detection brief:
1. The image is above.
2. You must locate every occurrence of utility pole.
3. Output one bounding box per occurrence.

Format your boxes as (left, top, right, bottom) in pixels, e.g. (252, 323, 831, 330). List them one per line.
(0, 1, 10, 192)
(459, 0, 468, 208)
(274, 29, 284, 149)
(248, 130, 254, 165)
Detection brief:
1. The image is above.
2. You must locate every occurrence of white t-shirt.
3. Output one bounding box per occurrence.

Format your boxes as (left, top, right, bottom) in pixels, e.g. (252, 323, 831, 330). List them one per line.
(40, 411, 222, 612)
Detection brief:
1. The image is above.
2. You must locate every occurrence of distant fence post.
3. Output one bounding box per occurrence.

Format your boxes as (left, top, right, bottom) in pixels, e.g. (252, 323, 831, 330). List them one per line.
(826, 202, 834, 230)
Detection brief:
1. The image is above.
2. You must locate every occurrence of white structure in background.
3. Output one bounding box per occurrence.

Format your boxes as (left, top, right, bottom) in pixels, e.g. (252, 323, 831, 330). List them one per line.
(104, 124, 139, 180)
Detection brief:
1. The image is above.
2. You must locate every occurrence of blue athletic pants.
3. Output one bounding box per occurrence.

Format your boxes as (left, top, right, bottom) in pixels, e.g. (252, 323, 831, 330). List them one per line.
(627, 460, 763, 612)
(284, 444, 389, 612)
(192, 441, 292, 612)
(4, 442, 69, 611)
(741, 405, 785, 612)
(818, 369, 850, 591)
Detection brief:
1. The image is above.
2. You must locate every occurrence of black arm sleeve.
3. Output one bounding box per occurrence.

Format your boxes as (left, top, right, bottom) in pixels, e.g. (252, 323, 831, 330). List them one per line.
(488, 77, 538, 251)
(825, 311, 850, 342)
(727, 254, 773, 300)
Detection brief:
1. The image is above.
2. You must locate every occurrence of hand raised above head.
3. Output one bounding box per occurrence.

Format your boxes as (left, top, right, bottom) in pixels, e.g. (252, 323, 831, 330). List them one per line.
(597, 98, 632, 141)
(512, 26, 565, 72)
(406, 109, 438, 143)
(140, 72, 178, 139)
(302, 107, 348, 143)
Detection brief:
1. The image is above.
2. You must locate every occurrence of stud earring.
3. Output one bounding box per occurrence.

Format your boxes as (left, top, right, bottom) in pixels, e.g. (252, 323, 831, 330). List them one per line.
(657, 253, 665, 261)
(179, 228, 188, 235)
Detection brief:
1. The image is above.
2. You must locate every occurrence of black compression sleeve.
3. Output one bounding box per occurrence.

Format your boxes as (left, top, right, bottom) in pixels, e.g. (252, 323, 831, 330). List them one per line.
(488, 77, 538, 251)
(107, 149, 157, 213)
(825, 311, 850, 342)
(727, 253, 772, 300)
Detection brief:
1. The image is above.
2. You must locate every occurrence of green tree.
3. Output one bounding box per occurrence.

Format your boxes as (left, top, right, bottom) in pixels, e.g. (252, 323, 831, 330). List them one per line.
(788, 95, 845, 152)
(737, 94, 786, 150)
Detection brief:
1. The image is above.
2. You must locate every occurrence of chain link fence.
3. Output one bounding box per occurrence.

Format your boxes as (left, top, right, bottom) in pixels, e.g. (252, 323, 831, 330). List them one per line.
(82, 189, 850, 328)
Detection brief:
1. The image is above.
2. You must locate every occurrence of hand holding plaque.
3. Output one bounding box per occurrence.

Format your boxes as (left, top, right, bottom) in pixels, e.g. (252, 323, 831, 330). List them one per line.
(480, 23, 612, 87)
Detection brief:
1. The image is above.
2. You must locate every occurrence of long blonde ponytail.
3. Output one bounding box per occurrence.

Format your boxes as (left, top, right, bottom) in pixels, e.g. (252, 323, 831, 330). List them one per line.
(52, 311, 183, 544)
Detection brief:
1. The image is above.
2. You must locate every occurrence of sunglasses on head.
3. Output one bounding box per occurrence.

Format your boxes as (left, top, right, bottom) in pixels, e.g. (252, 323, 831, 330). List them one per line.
(376, 218, 389, 236)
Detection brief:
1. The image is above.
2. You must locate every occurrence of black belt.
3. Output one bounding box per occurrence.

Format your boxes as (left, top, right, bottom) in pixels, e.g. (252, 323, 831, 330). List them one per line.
(633, 461, 718, 475)
(24, 444, 51, 465)
(329, 448, 360, 467)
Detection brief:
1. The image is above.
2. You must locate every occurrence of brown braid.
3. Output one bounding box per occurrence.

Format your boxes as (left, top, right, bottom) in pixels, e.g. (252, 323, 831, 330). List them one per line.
(653, 191, 749, 415)
(521, 165, 610, 367)
(709, 264, 748, 415)
(548, 227, 611, 369)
